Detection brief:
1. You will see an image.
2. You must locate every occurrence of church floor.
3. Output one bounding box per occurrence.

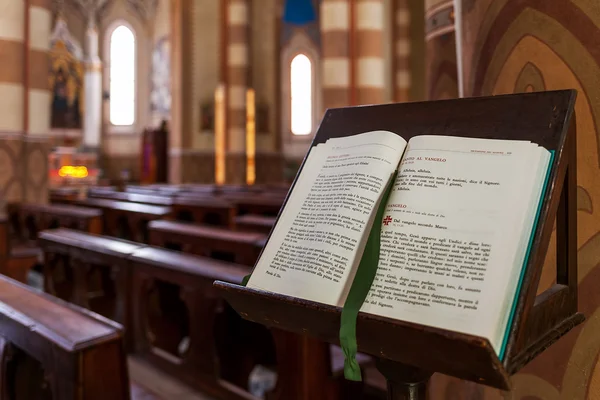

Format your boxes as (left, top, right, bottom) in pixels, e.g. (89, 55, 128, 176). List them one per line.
(129, 356, 214, 400)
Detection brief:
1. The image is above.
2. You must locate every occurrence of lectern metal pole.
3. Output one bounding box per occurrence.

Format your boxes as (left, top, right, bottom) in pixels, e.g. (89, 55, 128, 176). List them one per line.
(375, 359, 432, 400)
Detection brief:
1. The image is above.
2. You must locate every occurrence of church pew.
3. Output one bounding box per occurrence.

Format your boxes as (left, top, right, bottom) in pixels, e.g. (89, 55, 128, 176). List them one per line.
(125, 184, 184, 196)
(0, 217, 39, 283)
(131, 246, 373, 400)
(171, 196, 236, 228)
(37, 228, 145, 350)
(129, 246, 267, 400)
(74, 198, 172, 242)
(124, 186, 163, 196)
(88, 191, 174, 207)
(147, 220, 265, 266)
(179, 184, 218, 195)
(234, 214, 276, 234)
(220, 194, 285, 216)
(0, 274, 130, 399)
(214, 185, 263, 195)
(87, 186, 117, 196)
(7, 203, 103, 244)
(49, 187, 80, 203)
(37, 228, 373, 400)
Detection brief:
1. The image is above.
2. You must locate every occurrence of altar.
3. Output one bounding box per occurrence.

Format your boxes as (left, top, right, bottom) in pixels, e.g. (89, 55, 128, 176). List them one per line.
(48, 147, 100, 190)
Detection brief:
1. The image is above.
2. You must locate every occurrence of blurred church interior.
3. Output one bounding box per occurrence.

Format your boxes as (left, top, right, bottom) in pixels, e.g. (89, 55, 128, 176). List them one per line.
(0, 0, 600, 398)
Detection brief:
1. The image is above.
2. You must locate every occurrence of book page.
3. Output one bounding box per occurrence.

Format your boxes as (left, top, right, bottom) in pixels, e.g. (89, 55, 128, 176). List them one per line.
(360, 135, 549, 351)
(247, 131, 407, 306)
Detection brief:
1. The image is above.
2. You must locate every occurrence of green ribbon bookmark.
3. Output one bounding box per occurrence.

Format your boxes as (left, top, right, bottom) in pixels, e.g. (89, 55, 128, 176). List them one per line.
(242, 274, 251, 286)
(339, 172, 396, 381)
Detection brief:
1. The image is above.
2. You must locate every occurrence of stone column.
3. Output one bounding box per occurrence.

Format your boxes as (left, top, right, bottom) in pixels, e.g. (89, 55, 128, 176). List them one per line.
(320, 0, 350, 110)
(82, 19, 102, 151)
(424, 0, 458, 100)
(28, 0, 52, 135)
(0, 0, 51, 134)
(0, 0, 50, 206)
(394, 0, 411, 102)
(168, 0, 183, 183)
(355, 0, 385, 105)
(225, 0, 248, 184)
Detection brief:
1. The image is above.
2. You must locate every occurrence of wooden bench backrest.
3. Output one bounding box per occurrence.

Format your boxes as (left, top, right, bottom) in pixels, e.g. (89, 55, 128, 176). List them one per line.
(76, 198, 172, 217)
(9, 203, 104, 241)
(147, 220, 265, 265)
(0, 217, 8, 259)
(0, 275, 129, 400)
(130, 246, 248, 284)
(89, 191, 173, 206)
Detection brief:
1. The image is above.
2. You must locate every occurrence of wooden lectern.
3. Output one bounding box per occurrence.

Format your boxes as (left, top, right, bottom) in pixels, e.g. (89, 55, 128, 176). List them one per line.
(214, 90, 582, 398)
(140, 123, 168, 184)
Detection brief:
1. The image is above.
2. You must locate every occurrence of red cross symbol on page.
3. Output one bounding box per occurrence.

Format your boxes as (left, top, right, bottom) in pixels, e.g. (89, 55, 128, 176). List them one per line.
(383, 216, 392, 226)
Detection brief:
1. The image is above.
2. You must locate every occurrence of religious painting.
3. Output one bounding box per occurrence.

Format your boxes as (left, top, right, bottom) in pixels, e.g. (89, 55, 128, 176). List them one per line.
(150, 36, 171, 117)
(49, 19, 84, 130)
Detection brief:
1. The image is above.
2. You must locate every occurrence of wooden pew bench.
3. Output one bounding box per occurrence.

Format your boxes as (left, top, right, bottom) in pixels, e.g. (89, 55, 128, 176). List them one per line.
(8, 203, 103, 244)
(125, 185, 182, 196)
(87, 186, 117, 196)
(171, 196, 236, 228)
(178, 184, 217, 195)
(221, 194, 284, 216)
(0, 275, 129, 399)
(37, 229, 374, 400)
(0, 217, 39, 283)
(215, 185, 263, 195)
(49, 187, 80, 204)
(74, 198, 171, 242)
(129, 246, 268, 399)
(38, 229, 144, 350)
(88, 191, 173, 207)
(234, 214, 276, 234)
(131, 247, 373, 400)
(148, 220, 265, 266)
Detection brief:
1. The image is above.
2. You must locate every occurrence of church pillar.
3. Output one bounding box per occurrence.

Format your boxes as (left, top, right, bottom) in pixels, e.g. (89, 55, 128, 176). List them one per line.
(0, 0, 50, 207)
(393, 0, 411, 102)
(424, 0, 458, 100)
(0, 0, 26, 133)
(225, 0, 249, 184)
(320, 0, 350, 110)
(82, 21, 102, 151)
(28, 0, 52, 135)
(354, 0, 385, 105)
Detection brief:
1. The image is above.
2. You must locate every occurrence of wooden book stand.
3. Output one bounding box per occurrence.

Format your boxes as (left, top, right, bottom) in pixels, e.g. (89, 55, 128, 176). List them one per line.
(214, 90, 583, 398)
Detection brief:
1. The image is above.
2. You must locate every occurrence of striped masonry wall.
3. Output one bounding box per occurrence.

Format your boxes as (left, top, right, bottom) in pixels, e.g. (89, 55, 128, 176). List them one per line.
(28, 0, 52, 135)
(0, 0, 51, 134)
(226, 0, 248, 183)
(394, 0, 411, 101)
(0, 0, 26, 132)
(355, 0, 384, 105)
(320, 0, 351, 110)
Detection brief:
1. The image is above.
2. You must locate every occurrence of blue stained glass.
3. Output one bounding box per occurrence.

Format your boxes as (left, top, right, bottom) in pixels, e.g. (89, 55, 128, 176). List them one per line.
(283, 0, 316, 25)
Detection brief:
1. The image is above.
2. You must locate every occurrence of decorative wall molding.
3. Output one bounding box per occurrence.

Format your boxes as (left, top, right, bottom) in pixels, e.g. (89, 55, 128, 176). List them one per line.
(68, 0, 113, 26)
(125, 0, 159, 22)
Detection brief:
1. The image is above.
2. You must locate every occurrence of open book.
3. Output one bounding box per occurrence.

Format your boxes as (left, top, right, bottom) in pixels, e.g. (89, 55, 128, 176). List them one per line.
(247, 131, 551, 357)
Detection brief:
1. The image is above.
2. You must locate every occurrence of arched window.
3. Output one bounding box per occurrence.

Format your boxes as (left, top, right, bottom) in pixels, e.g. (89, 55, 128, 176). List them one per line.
(109, 25, 135, 126)
(290, 54, 312, 135)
